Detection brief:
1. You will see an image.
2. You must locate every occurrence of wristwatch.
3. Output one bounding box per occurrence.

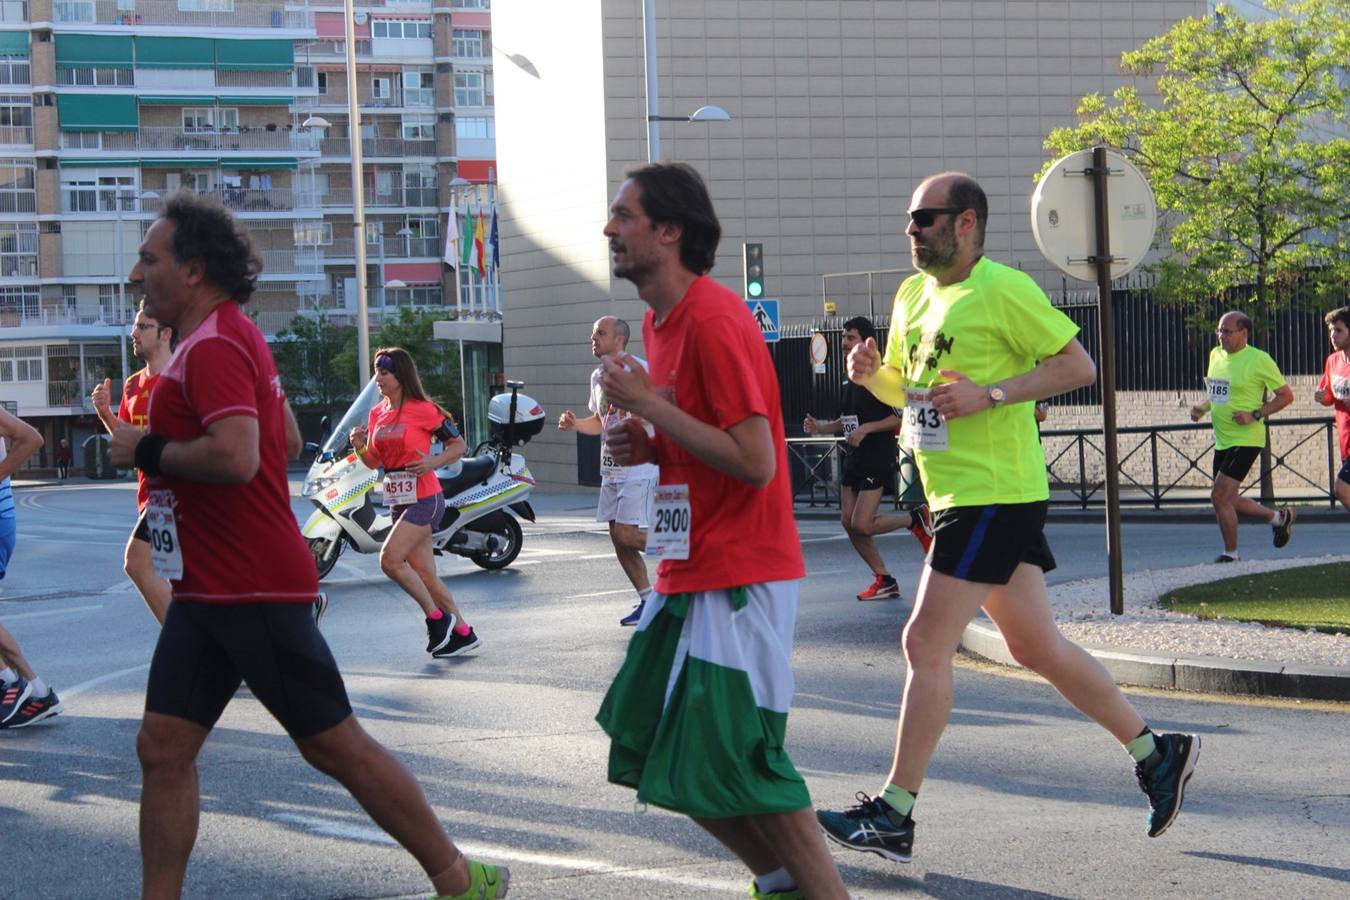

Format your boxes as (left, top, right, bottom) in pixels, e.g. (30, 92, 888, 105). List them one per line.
(1252, 409, 1263, 421)
(987, 384, 1007, 406)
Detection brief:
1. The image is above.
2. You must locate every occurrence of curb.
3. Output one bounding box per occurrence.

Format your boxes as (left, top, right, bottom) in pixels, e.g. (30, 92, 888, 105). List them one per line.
(959, 618, 1350, 703)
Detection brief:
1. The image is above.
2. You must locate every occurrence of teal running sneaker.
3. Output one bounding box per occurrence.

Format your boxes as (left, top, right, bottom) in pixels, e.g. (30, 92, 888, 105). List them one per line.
(816, 792, 914, 863)
(1136, 732, 1201, 837)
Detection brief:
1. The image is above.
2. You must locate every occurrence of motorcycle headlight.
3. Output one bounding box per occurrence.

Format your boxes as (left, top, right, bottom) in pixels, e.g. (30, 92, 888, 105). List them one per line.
(302, 474, 340, 497)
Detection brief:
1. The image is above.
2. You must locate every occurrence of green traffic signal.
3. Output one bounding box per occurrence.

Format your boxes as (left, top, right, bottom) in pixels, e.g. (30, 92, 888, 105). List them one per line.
(743, 242, 765, 299)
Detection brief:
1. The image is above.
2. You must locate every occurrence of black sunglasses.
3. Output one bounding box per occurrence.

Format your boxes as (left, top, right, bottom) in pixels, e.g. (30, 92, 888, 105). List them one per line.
(908, 207, 966, 228)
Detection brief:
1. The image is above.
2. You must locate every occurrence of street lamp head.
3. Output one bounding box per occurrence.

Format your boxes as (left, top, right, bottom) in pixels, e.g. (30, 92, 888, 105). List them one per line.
(301, 115, 331, 129)
(688, 105, 731, 123)
(385, 279, 408, 290)
(396, 227, 414, 237)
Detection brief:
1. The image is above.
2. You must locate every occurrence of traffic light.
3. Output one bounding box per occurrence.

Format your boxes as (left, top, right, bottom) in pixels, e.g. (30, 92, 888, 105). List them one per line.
(743, 242, 765, 299)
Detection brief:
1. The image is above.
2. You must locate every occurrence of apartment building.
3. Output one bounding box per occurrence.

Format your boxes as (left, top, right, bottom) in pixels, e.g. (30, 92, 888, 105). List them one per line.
(0, 0, 497, 470)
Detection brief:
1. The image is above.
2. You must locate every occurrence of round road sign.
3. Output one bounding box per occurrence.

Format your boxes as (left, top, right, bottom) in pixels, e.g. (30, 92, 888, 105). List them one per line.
(1031, 149, 1157, 282)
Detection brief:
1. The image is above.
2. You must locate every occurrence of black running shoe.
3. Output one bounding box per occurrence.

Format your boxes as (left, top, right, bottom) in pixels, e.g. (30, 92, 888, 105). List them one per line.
(1136, 732, 1201, 837)
(432, 626, 481, 658)
(619, 599, 646, 627)
(1272, 507, 1296, 548)
(0, 683, 62, 729)
(816, 792, 914, 863)
(425, 613, 455, 654)
(0, 677, 33, 726)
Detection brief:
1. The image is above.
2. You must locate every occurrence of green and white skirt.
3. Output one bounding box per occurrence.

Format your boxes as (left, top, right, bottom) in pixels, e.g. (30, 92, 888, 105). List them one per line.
(595, 580, 811, 819)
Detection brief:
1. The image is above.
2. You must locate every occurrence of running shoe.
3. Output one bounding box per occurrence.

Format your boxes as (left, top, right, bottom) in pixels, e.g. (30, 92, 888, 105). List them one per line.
(908, 503, 934, 554)
(436, 858, 510, 899)
(0, 684, 62, 729)
(1136, 732, 1201, 837)
(313, 592, 329, 627)
(619, 599, 646, 627)
(426, 613, 456, 654)
(1272, 507, 1297, 548)
(0, 677, 33, 726)
(1214, 553, 1239, 563)
(816, 792, 915, 863)
(857, 575, 901, 601)
(432, 626, 481, 658)
(749, 882, 804, 900)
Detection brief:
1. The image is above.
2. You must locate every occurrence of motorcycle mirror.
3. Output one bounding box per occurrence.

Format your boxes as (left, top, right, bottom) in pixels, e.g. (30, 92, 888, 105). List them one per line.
(319, 415, 331, 437)
(303, 441, 319, 456)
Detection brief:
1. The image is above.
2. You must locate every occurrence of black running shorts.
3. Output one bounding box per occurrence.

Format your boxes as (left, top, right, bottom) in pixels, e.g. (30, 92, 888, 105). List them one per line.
(1337, 457, 1350, 486)
(133, 511, 149, 542)
(1212, 445, 1261, 481)
(929, 501, 1057, 585)
(145, 601, 352, 739)
(840, 454, 892, 493)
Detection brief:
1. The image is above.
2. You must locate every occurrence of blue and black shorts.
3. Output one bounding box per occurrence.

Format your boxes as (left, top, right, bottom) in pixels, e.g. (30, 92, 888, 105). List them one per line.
(929, 501, 1056, 585)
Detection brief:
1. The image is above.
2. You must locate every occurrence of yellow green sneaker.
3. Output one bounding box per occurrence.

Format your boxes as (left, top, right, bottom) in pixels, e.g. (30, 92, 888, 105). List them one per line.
(435, 858, 510, 900)
(749, 880, 803, 899)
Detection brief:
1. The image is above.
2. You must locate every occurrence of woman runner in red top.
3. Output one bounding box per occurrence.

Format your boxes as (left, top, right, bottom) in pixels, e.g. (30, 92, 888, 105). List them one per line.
(349, 347, 480, 657)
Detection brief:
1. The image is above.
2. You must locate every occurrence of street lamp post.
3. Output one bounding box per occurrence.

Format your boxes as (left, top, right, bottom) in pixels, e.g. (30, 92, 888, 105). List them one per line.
(641, 0, 731, 162)
(113, 187, 159, 391)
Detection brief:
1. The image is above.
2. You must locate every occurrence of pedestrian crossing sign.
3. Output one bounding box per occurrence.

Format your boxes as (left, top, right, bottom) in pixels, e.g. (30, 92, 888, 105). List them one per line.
(746, 299, 780, 343)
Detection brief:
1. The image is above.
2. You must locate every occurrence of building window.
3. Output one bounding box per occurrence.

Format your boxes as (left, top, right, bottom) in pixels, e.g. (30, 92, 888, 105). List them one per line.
(454, 72, 484, 107)
(98, 283, 115, 306)
(454, 116, 494, 141)
(372, 76, 392, 101)
(56, 67, 134, 87)
(53, 0, 97, 22)
(317, 71, 328, 95)
(452, 29, 484, 57)
(372, 19, 432, 39)
(0, 222, 37, 278)
(294, 222, 333, 246)
(402, 68, 433, 106)
(182, 107, 238, 132)
(178, 0, 234, 11)
(402, 164, 436, 206)
(0, 345, 44, 382)
(0, 158, 35, 214)
(0, 95, 32, 144)
(401, 114, 434, 140)
(451, 0, 488, 9)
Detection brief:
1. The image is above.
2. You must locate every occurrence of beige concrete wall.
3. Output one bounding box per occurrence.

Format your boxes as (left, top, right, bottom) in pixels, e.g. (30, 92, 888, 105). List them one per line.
(495, 0, 1205, 487)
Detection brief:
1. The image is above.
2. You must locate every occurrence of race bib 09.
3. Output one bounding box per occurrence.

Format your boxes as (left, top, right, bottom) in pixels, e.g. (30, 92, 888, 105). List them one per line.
(146, 489, 183, 580)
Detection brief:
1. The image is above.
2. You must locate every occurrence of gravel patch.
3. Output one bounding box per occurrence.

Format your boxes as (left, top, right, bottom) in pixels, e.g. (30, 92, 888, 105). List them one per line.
(1048, 555, 1350, 670)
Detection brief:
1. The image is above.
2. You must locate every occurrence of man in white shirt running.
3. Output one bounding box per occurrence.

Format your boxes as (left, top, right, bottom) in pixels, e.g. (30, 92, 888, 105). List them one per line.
(559, 316, 658, 625)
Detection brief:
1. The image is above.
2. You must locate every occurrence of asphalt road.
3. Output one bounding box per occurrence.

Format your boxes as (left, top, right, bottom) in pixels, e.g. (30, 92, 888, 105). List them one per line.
(1, 480, 1346, 899)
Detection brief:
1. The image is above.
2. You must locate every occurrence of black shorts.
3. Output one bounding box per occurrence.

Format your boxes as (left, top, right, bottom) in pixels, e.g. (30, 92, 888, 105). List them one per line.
(133, 511, 149, 542)
(1213, 446, 1261, 481)
(145, 601, 352, 739)
(929, 502, 1057, 585)
(1338, 458, 1350, 486)
(840, 454, 892, 492)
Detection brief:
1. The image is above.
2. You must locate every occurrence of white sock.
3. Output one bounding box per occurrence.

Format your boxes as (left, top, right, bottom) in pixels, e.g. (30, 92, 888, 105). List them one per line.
(1272, 510, 1284, 526)
(754, 868, 796, 893)
(27, 676, 49, 699)
(0, 666, 16, 684)
(639, 587, 653, 603)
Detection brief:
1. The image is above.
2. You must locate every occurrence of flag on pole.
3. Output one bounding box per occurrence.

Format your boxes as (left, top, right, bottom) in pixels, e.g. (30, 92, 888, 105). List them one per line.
(443, 208, 459, 268)
(489, 207, 500, 271)
(473, 207, 487, 277)
(461, 202, 475, 272)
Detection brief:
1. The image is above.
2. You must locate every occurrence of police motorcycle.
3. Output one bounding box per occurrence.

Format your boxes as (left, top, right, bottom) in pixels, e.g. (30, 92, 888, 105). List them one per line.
(299, 380, 544, 580)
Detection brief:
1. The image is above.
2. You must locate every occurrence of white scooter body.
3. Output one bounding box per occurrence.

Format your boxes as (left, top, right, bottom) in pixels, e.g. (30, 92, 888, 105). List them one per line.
(299, 380, 542, 579)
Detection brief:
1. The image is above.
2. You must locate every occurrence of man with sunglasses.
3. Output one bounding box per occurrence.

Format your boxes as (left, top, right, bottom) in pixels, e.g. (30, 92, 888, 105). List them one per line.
(93, 301, 176, 624)
(1189, 311, 1295, 561)
(817, 172, 1200, 864)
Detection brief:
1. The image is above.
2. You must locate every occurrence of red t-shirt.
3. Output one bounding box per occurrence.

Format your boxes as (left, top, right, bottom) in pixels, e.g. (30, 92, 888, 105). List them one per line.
(1317, 350, 1350, 460)
(368, 398, 444, 499)
(119, 367, 159, 510)
(644, 275, 805, 594)
(147, 302, 317, 604)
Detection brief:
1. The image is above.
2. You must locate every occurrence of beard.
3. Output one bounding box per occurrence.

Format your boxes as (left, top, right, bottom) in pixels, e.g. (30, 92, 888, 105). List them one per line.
(911, 219, 958, 273)
(611, 243, 655, 285)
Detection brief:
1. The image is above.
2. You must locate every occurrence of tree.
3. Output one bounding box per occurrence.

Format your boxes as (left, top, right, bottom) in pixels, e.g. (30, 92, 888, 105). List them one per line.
(373, 307, 463, 420)
(1043, 0, 1350, 315)
(271, 314, 361, 419)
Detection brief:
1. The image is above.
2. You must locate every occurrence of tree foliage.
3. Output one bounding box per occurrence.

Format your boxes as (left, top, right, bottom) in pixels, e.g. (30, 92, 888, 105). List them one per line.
(373, 307, 463, 420)
(271, 314, 360, 418)
(1043, 0, 1350, 313)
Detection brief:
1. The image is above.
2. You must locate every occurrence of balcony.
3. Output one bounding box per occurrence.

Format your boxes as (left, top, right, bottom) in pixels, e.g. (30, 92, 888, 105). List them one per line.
(0, 302, 132, 329)
(0, 60, 30, 87)
(52, 1, 314, 29)
(256, 247, 324, 276)
(314, 186, 438, 209)
(318, 135, 437, 158)
(322, 235, 441, 260)
(0, 124, 33, 146)
(60, 126, 323, 154)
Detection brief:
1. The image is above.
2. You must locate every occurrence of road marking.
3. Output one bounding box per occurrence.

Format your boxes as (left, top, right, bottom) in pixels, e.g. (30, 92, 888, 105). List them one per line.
(800, 534, 849, 544)
(272, 814, 745, 894)
(578, 553, 619, 560)
(804, 568, 850, 579)
(62, 663, 150, 700)
(570, 588, 633, 598)
(0, 603, 104, 621)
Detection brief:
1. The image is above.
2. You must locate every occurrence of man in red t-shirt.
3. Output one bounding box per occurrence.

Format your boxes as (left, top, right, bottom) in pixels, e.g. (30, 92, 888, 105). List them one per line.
(107, 193, 507, 899)
(1314, 305, 1350, 513)
(594, 163, 848, 900)
(93, 300, 175, 624)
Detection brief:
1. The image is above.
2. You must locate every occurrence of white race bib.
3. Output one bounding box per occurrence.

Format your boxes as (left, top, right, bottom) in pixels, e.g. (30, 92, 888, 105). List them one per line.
(1333, 375, 1350, 401)
(1206, 378, 1231, 405)
(902, 388, 948, 451)
(646, 484, 691, 560)
(600, 445, 624, 482)
(146, 489, 183, 580)
(840, 415, 859, 439)
(382, 471, 418, 506)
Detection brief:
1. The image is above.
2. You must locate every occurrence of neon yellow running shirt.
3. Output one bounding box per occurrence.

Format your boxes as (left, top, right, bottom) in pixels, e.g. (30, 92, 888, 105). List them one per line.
(1204, 345, 1286, 450)
(881, 257, 1079, 510)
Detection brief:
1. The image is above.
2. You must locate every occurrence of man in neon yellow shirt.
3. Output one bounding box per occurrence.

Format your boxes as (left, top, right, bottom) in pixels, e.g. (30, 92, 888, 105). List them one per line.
(816, 172, 1200, 863)
(1188, 311, 1295, 562)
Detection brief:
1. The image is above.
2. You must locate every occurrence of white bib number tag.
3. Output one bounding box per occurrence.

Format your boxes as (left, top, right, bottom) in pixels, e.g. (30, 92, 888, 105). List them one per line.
(146, 489, 183, 580)
(1333, 376, 1350, 401)
(383, 471, 418, 506)
(902, 388, 948, 451)
(840, 415, 859, 439)
(600, 445, 624, 481)
(1207, 378, 1231, 405)
(646, 484, 691, 560)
